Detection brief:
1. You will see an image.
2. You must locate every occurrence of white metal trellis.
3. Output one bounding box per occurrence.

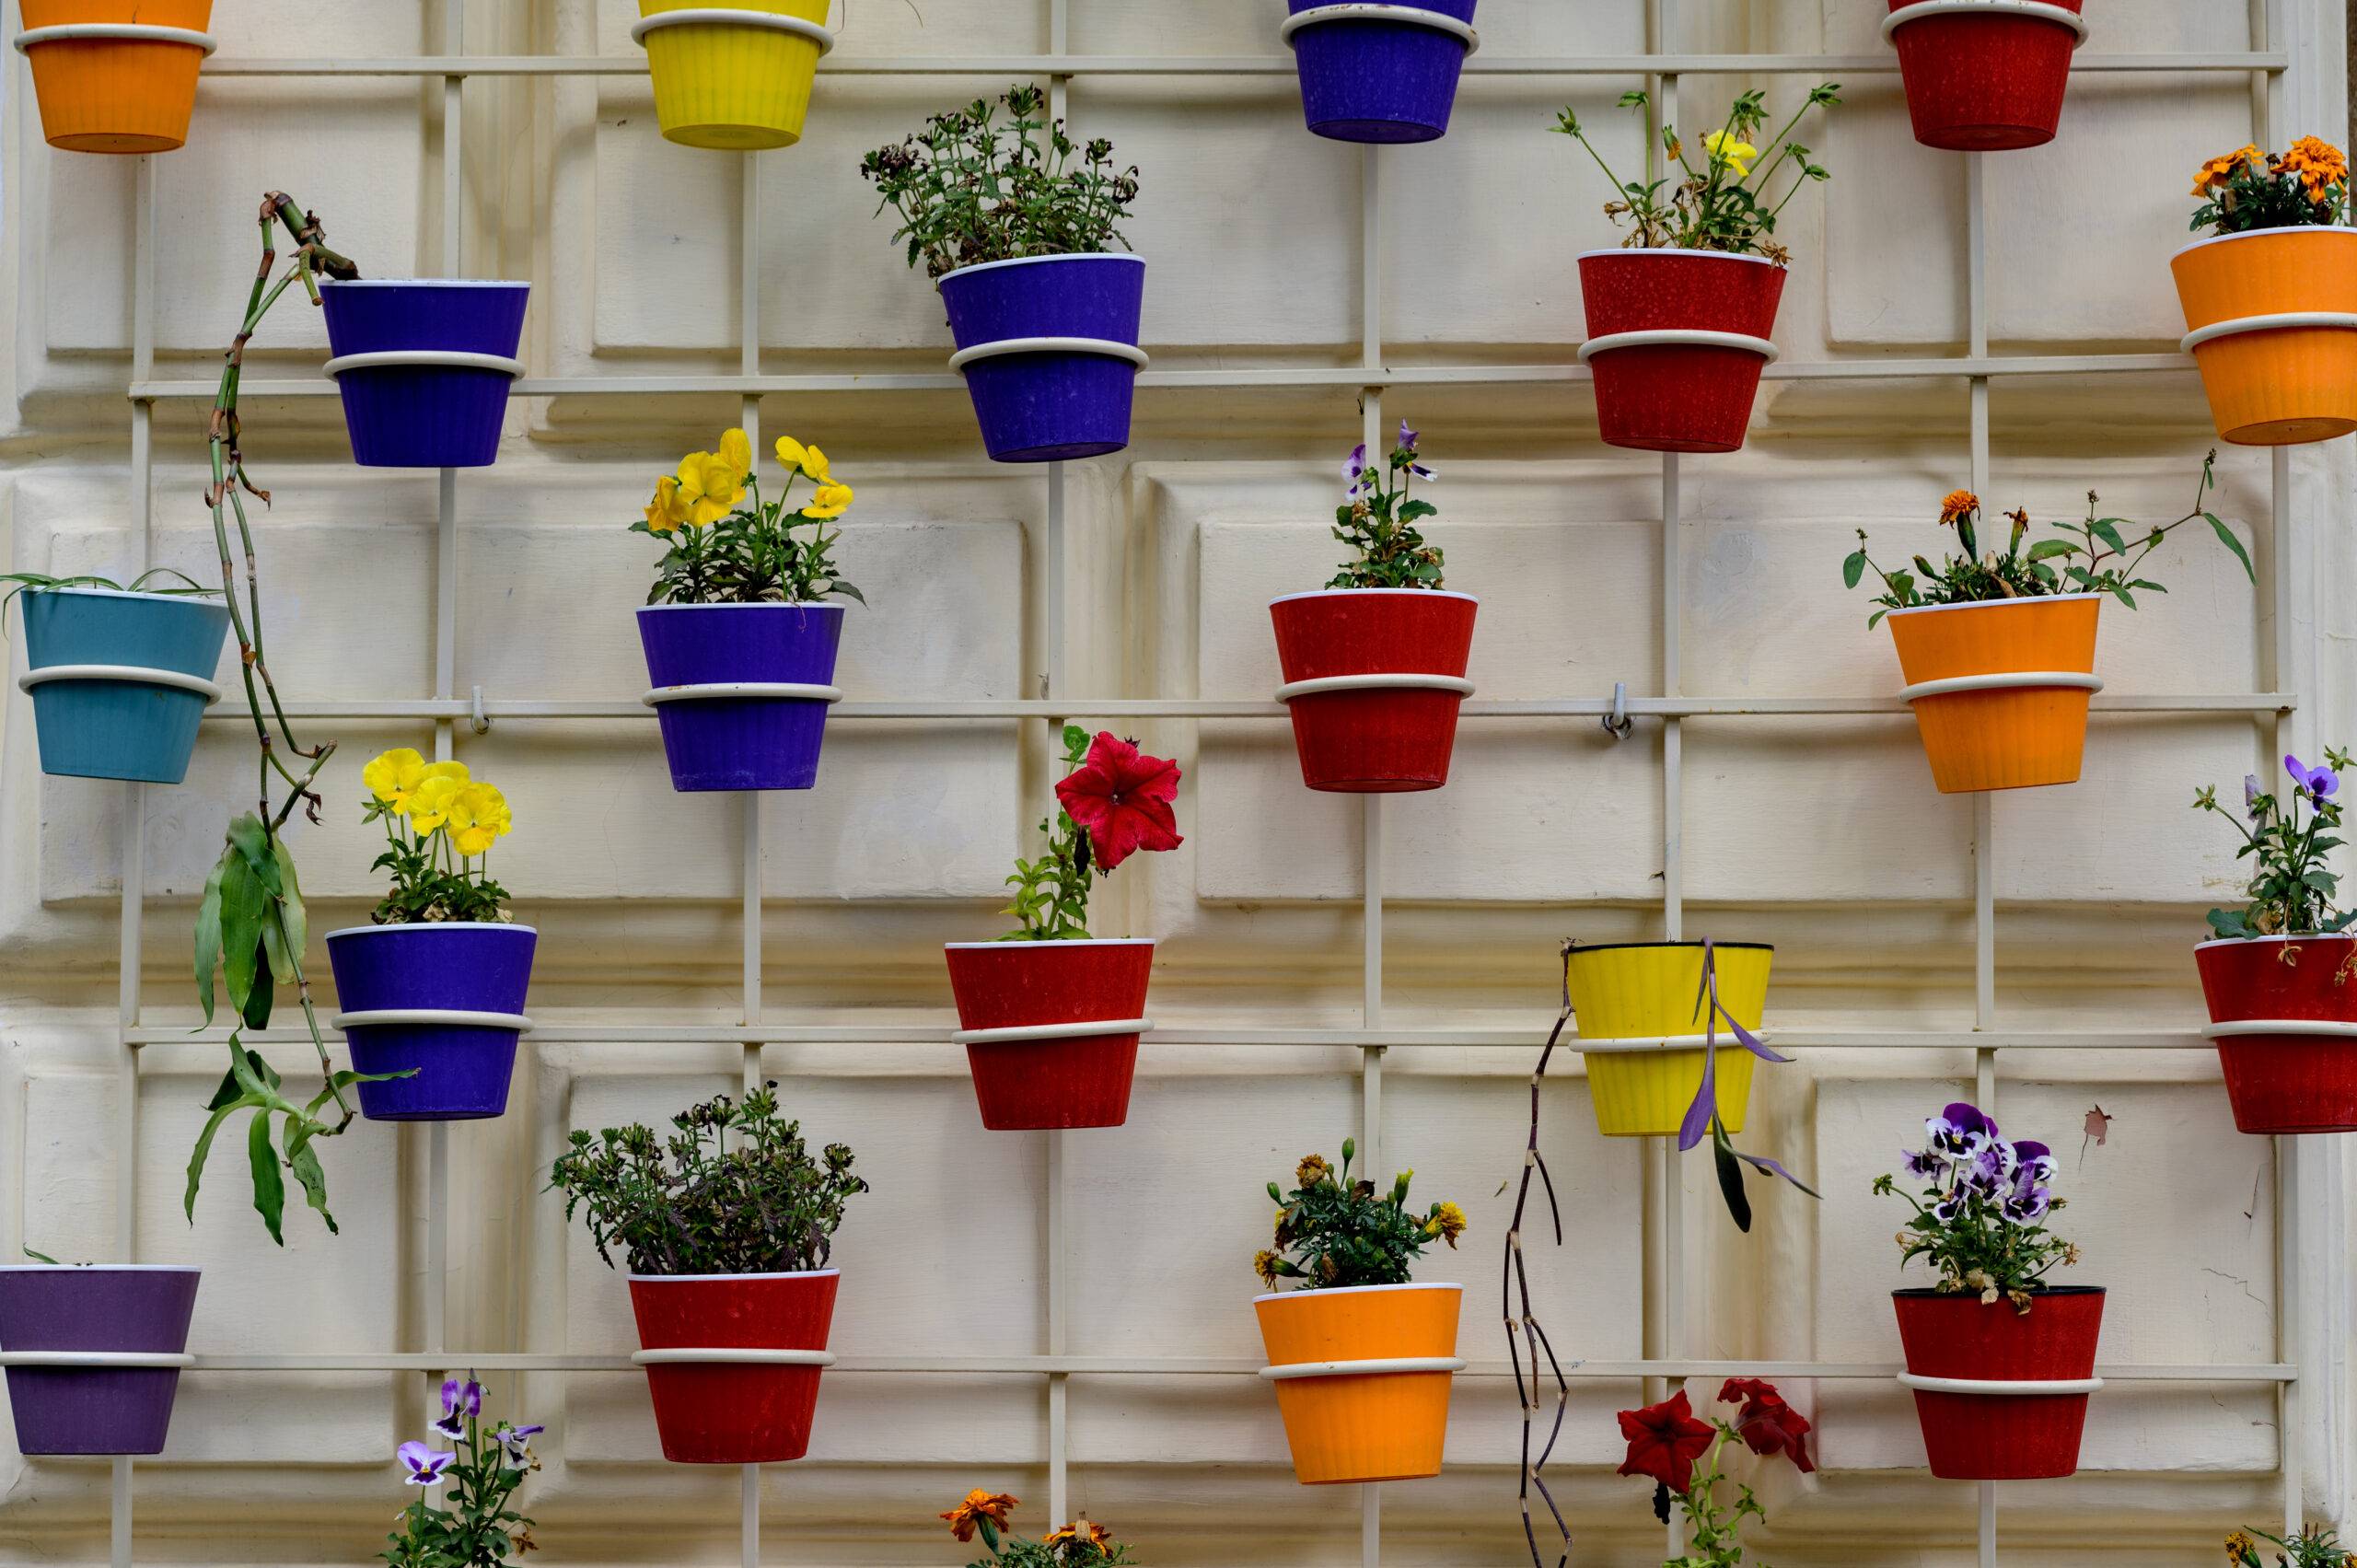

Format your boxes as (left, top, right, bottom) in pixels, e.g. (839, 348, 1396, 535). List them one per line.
(33, 0, 2316, 1564)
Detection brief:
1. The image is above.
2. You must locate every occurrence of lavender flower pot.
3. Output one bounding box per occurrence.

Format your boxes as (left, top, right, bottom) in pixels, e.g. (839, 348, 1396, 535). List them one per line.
(325, 923, 537, 1121)
(1283, 0, 1480, 145)
(936, 254, 1146, 463)
(0, 1266, 199, 1456)
(319, 280, 528, 469)
(637, 602, 846, 792)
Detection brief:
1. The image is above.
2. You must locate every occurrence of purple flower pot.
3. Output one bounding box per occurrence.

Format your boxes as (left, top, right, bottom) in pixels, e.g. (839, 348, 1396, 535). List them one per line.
(1284, 0, 1479, 145)
(324, 923, 537, 1121)
(936, 254, 1146, 463)
(319, 280, 529, 469)
(637, 602, 846, 792)
(0, 1266, 199, 1456)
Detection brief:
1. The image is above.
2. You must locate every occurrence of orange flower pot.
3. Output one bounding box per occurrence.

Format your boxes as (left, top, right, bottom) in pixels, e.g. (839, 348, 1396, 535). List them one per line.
(1254, 1283, 1462, 1485)
(16, 0, 214, 155)
(1885, 597, 2101, 794)
(2172, 227, 2357, 447)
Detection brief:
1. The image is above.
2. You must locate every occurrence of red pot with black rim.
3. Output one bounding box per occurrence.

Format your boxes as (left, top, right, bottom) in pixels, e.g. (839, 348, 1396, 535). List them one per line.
(943, 938, 1155, 1130)
(1893, 1285, 2104, 1480)
(2196, 935, 2357, 1134)
(1576, 249, 1785, 453)
(1270, 589, 1478, 793)
(627, 1269, 839, 1464)
(1883, 0, 2088, 153)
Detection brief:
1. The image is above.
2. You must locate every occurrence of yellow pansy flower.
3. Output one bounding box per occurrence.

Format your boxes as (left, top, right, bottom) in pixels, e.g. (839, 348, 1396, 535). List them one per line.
(1703, 130, 1758, 178)
(796, 443, 832, 483)
(363, 748, 429, 808)
(447, 783, 513, 857)
(774, 436, 810, 475)
(406, 767, 472, 831)
(676, 449, 748, 528)
(644, 475, 691, 536)
(716, 426, 753, 478)
(801, 481, 854, 520)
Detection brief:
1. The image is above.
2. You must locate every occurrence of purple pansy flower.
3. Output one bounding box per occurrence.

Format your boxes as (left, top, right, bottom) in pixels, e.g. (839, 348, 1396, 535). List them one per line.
(2287, 753, 2340, 801)
(1341, 444, 1368, 493)
(2013, 1139, 2056, 1186)
(495, 1423, 545, 1472)
(1926, 1102, 1997, 1159)
(1900, 1146, 1945, 1179)
(1397, 419, 1419, 451)
(433, 1376, 483, 1439)
(398, 1440, 455, 1488)
(2246, 773, 2265, 817)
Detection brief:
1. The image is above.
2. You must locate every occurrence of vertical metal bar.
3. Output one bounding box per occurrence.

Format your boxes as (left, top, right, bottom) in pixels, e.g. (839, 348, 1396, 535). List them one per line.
(741, 1465, 761, 1568)
(1040, 5, 1074, 1526)
(737, 137, 769, 1568)
(1978, 1481, 1996, 1568)
(2280, 1130, 2303, 1536)
(110, 1456, 133, 1568)
(1654, 11, 1683, 1555)
(1355, 126, 1387, 1568)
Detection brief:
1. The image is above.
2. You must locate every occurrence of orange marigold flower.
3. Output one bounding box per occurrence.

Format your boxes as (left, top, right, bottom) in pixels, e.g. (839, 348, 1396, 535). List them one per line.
(1047, 1520, 1117, 1551)
(1253, 1249, 1284, 1286)
(2193, 145, 2263, 196)
(942, 1491, 1019, 1542)
(1939, 490, 1980, 528)
(2282, 135, 2349, 198)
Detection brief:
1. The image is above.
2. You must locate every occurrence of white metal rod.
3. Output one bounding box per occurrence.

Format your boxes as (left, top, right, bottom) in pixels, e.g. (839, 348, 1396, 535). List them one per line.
(1979, 1481, 1996, 1568)
(426, 1122, 448, 1354)
(110, 1456, 132, 1568)
(741, 1464, 760, 1568)
(1044, 1, 1073, 1525)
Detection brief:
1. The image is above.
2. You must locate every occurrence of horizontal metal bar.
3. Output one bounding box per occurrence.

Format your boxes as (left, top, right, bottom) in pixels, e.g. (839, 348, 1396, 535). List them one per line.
(203, 693, 2295, 725)
(192, 52, 2288, 79)
(173, 1352, 2293, 1381)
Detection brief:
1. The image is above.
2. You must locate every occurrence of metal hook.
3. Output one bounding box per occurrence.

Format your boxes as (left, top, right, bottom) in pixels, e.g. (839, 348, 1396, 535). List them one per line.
(1602, 680, 1634, 740)
(470, 683, 491, 736)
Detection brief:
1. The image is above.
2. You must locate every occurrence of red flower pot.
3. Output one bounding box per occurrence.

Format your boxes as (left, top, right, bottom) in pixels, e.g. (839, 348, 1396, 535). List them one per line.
(1883, 0, 2087, 153)
(943, 939, 1155, 1130)
(626, 1270, 839, 1465)
(1576, 250, 1785, 453)
(1893, 1286, 2104, 1480)
(1270, 589, 1478, 793)
(2196, 935, 2357, 1134)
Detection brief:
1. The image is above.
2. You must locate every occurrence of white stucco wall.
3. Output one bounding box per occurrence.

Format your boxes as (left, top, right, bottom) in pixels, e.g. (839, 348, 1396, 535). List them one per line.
(4, 1, 2357, 1564)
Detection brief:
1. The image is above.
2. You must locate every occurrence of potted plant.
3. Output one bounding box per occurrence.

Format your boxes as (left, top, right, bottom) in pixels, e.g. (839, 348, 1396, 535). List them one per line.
(631, 0, 833, 152)
(1882, 0, 2087, 153)
(1271, 424, 1475, 793)
(1875, 1101, 2100, 1480)
(1553, 85, 1840, 453)
(1252, 1144, 1468, 1485)
(2191, 750, 2357, 1134)
(1614, 1378, 1813, 1561)
(945, 726, 1182, 1131)
(0, 1258, 200, 1455)
(2228, 1527, 2353, 1568)
(4, 570, 227, 784)
(383, 1376, 541, 1566)
(2174, 139, 2357, 447)
(1280, 0, 1479, 145)
(550, 1085, 868, 1465)
(1843, 459, 2254, 793)
(861, 87, 1146, 464)
(633, 427, 863, 792)
(14, 0, 215, 155)
(940, 1490, 1135, 1566)
(319, 277, 528, 468)
(322, 750, 528, 1122)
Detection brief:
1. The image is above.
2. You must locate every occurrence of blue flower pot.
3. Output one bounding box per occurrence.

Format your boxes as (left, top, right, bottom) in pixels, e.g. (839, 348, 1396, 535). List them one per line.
(17, 587, 229, 784)
(637, 602, 845, 792)
(319, 280, 529, 469)
(936, 254, 1146, 463)
(325, 923, 537, 1121)
(1285, 0, 1479, 145)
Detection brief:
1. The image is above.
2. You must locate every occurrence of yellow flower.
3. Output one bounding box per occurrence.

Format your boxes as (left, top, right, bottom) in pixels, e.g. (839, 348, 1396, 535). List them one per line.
(676, 449, 747, 528)
(447, 783, 513, 857)
(1253, 1249, 1283, 1287)
(363, 748, 430, 808)
(2225, 1531, 2256, 1563)
(1704, 131, 1758, 178)
(774, 436, 813, 477)
(643, 475, 693, 536)
(801, 481, 854, 521)
(2193, 144, 2262, 195)
(406, 766, 472, 832)
(716, 426, 753, 477)
(795, 443, 832, 483)
(1427, 1200, 1469, 1249)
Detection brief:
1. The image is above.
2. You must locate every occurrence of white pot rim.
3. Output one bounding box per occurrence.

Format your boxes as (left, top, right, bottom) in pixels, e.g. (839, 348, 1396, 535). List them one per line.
(938, 251, 1147, 285)
(1254, 1281, 1464, 1306)
(2173, 225, 2357, 262)
(943, 937, 1158, 950)
(1576, 245, 1787, 269)
(2196, 933, 2357, 952)
(1269, 587, 1480, 607)
(27, 585, 220, 607)
(625, 1268, 842, 1283)
(322, 277, 530, 290)
(635, 600, 846, 614)
(0, 1263, 202, 1274)
(324, 921, 536, 941)
(1883, 592, 2105, 619)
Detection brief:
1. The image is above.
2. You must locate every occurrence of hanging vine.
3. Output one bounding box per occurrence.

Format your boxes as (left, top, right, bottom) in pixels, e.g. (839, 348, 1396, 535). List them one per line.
(185, 192, 387, 1245)
(1504, 941, 1577, 1568)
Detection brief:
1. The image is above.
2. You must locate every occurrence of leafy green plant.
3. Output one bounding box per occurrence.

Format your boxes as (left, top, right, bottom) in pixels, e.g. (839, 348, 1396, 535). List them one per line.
(2229, 1525, 2353, 1568)
(383, 1376, 540, 1568)
(1000, 726, 1182, 941)
(941, 1492, 1134, 1568)
(1254, 1141, 1466, 1291)
(1874, 1101, 2078, 1314)
(2192, 138, 2349, 236)
(1553, 85, 1839, 259)
(1842, 455, 2252, 629)
(0, 568, 217, 620)
(1330, 424, 1445, 589)
(548, 1084, 867, 1276)
(633, 428, 863, 607)
(2196, 751, 2357, 939)
(859, 84, 1142, 280)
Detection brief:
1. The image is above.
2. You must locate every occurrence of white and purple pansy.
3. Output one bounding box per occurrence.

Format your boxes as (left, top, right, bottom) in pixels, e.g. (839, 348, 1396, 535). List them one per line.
(1341, 443, 1370, 494)
(398, 1440, 456, 1488)
(433, 1376, 484, 1439)
(1925, 1101, 1996, 1160)
(495, 1422, 545, 1472)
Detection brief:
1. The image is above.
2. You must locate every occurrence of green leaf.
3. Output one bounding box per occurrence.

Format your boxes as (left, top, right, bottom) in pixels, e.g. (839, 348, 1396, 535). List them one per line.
(2026, 539, 2078, 562)
(284, 1119, 338, 1235)
(248, 1109, 286, 1246)
(226, 813, 282, 897)
(192, 852, 228, 1028)
(217, 853, 268, 1017)
(2206, 512, 2258, 583)
(272, 838, 307, 967)
(184, 1088, 260, 1224)
(240, 940, 275, 1031)
(2089, 518, 2130, 555)
(1841, 550, 1866, 589)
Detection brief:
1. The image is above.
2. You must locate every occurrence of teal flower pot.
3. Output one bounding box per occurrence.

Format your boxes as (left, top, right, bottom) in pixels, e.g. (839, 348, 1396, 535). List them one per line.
(17, 588, 229, 784)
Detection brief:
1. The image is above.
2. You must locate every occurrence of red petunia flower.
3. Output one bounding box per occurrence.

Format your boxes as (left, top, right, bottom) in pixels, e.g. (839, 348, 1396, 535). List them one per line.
(1054, 732, 1183, 871)
(1616, 1390, 1717, 1494)
(1719, 1377, 1815, 1474)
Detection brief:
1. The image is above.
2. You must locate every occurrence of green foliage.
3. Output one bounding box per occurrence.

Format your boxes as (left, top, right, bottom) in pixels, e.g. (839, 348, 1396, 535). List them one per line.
(2192, 140, 2349, 236)
(2230, 1525, 2354, 1568)
(1843, 455, 2250, 629)
(1553, 85, 1840, 258)
(1255, 1141, 1466, 1292)
(1002, 725, 1097, 941)
(0, 570, 216, 623)
(946, 1495, 1133, 1568)
(859, 85, 1142, 279)
(548, 1084, 867, 1276)
(1330, 425, 1446, 589)
(1667, 1431, 1769, 1568)
(2196, 749, 2357, 940)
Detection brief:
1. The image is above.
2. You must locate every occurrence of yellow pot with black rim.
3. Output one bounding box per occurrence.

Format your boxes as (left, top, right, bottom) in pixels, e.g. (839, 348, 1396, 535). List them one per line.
(633, 0, 833, 151)
(1567, 942, 1774, 1138)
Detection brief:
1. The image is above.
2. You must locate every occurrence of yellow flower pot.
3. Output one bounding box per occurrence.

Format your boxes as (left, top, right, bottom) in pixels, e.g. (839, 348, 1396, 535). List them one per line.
(633, 0, 833, 151)
(1566, 942, 1774, 1139)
